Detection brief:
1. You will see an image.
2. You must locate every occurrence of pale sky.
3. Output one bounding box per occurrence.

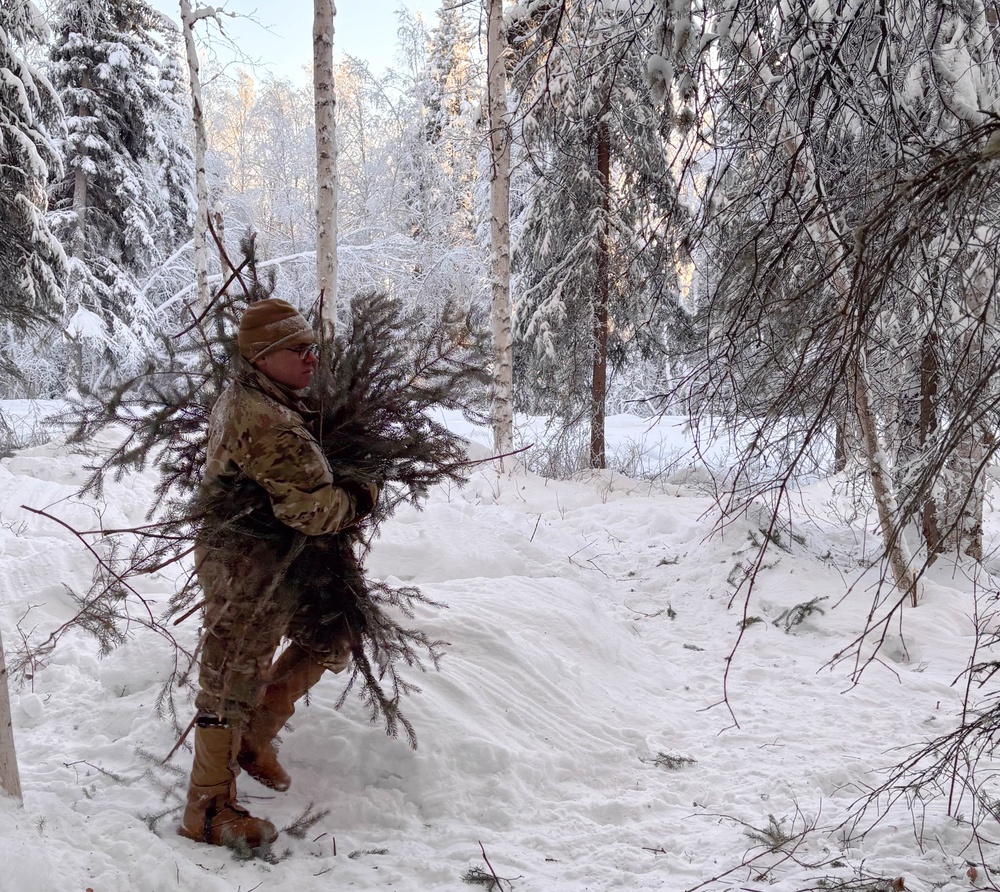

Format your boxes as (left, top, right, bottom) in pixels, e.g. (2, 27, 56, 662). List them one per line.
(150, 0, 431, 84)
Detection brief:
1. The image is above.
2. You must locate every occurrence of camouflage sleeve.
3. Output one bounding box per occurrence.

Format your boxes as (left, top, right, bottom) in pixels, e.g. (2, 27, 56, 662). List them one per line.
(241, 424, 357, 536)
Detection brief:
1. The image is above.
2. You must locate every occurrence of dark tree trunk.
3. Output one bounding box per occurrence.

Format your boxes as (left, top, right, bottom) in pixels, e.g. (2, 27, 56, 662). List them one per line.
(590, 116, 611, 470)
(919, 332, 942, 558)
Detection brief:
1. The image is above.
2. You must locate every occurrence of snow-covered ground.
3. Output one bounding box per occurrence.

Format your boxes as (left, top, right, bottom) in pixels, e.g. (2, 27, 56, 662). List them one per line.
(0, 405, 995, 891)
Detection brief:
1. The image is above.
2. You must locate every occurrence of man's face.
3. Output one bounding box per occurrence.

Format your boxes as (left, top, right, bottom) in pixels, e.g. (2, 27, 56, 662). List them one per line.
(254, 343, 319, 390)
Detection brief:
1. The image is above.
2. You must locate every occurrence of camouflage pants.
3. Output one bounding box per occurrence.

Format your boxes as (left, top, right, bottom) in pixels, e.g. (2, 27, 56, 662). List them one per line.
(193, 545, 354, 725)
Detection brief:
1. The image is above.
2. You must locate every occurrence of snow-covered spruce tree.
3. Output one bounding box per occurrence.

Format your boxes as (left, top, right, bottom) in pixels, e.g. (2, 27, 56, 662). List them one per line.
(508, 0, 688, 468)
(65, 245, 491, 744)
(413, 1, 482, 251)
(682, 0, 1000, 608)
(0, 0, 66, 365)
(384, 4, 485, 318)
(46, 0, 181, 391)
(203, 71, 315, 248)
(148, 17, 194, 256)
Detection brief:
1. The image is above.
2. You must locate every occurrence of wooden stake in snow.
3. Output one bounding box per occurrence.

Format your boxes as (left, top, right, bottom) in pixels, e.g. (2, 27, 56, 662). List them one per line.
(0, 628, 23, 803)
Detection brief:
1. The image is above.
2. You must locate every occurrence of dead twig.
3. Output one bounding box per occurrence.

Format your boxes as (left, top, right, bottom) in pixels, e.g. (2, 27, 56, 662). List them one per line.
(478, 841, 509, 891)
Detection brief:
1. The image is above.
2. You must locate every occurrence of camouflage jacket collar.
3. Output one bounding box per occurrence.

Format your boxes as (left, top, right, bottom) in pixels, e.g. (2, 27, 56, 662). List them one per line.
(234, 356, 317, 424)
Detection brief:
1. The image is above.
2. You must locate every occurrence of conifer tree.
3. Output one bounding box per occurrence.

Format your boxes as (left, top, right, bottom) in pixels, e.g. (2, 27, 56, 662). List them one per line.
(391, 3, 482, 277)
(0, 0, 66, 341)
(148, 19, 194, 255)
(420, 1, 480, 246)
(509, 0, 686, 467)
(46, 0, 178, 389)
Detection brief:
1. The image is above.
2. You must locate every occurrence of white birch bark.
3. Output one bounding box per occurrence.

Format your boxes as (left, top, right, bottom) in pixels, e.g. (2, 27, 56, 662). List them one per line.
(178, 0, 211, 310)
(485, 0, 513, 455)
(0, 630, 23, 804)
(314, 0, 338, 339)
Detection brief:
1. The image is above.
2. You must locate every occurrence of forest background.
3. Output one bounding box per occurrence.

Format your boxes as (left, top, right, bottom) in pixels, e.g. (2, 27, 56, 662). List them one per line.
(8, 0, 1000, 886)
(7, 0, 1000, 606)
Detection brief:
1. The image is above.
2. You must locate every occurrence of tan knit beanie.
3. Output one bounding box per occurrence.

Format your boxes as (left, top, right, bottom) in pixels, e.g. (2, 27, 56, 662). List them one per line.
(237, 298, 316, 363)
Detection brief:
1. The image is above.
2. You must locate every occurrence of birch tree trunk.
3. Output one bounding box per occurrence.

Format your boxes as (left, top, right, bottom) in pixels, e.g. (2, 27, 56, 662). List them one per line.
(314, 0, 338, 340)
(485, 0, 513, 456)
(178, 0, 211, 310)
(0, 630, 23, 803)
(850, 359, 919, 606)
(833, 409, 849, 474)
(918, 333, 942, 556)
(818, 208, 920, 604)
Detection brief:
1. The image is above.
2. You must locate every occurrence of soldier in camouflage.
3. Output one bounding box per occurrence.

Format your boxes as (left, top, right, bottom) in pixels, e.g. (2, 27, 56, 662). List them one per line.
(178, 298, 377, 848)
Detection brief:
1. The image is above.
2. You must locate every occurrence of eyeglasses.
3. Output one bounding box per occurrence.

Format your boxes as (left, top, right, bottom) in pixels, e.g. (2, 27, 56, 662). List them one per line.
(286, 344, 320, 360)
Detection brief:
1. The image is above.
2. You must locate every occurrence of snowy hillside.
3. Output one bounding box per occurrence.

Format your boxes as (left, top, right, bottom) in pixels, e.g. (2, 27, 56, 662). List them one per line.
(0, 409, 993, 892)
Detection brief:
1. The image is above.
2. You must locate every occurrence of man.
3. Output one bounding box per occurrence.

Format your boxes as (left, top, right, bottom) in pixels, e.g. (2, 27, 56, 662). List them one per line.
(178, 298, 376, 847)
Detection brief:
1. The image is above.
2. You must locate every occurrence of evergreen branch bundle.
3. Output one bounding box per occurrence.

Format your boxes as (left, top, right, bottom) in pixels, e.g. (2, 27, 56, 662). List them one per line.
(55, 256, 490, 745)
(68, 307, 237, 503)
(207, 288, 491, 746)
(316, 288, 489, 509)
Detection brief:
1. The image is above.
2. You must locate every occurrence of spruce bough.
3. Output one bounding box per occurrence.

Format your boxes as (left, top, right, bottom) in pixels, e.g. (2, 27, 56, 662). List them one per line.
(68, 278, 490, 748)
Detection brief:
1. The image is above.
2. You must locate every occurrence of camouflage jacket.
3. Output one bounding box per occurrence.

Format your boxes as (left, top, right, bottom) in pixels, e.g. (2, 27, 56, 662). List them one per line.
(202, 357, 357, 537)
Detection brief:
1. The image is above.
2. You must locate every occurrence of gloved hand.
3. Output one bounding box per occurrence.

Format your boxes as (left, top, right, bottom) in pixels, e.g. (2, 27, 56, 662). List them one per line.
(356, 480, 379, 518)
(342, 478, 378, 521)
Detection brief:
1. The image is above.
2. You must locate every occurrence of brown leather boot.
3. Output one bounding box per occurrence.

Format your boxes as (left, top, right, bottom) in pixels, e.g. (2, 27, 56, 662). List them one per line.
(178, 726, 278, 847)
(237, 740, 292, 792)
(238, 643, 330, 791)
